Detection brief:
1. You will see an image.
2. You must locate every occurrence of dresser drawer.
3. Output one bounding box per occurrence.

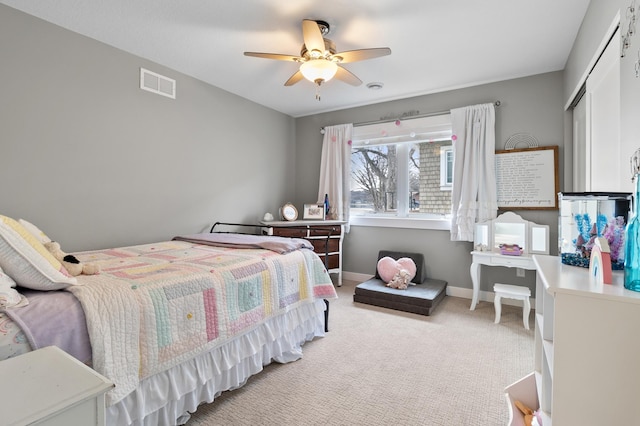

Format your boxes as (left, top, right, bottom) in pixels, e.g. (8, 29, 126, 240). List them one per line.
(318, 253, 340, 269)
(309, 238, 340, 254)
(272, 227, 308, 238)
(308, 226, 340, 237)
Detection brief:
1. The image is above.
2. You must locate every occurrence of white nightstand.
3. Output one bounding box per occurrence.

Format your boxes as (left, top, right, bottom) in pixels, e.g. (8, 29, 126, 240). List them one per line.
(0, 346, 113, 426)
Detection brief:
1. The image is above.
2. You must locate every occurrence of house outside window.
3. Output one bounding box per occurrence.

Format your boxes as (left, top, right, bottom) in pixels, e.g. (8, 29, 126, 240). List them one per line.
(440, 145, 453, 190)
(350, 114, 453, 223)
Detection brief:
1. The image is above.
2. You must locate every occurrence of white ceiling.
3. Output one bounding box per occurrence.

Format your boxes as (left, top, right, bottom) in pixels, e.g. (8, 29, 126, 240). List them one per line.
(1, 0, 590, 118)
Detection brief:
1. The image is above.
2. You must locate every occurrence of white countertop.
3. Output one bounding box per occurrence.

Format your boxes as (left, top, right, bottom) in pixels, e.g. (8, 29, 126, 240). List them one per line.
(533, 254, 640, 305)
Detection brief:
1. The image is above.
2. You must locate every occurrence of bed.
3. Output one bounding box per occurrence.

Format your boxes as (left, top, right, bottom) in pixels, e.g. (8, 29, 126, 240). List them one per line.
(0, 216, 337, 425)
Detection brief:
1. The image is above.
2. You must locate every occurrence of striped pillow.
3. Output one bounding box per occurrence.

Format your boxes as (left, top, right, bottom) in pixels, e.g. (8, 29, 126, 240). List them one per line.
(0, 215, 78, 290)
(18, 218, 52, 244)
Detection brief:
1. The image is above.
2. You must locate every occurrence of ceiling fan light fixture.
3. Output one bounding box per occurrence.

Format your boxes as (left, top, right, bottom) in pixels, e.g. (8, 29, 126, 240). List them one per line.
(300, 59, 338, 84)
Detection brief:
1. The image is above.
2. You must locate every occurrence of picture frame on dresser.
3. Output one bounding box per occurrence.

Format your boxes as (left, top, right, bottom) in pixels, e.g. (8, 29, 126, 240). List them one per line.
(303, 204, 325, 220)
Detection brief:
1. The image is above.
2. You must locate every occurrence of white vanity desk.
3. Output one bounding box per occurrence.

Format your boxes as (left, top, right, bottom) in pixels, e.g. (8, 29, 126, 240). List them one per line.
(470, 212, 549, 310)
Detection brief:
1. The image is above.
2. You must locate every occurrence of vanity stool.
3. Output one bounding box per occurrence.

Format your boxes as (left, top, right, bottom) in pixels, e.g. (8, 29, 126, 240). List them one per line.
(493, 283, 531, 330)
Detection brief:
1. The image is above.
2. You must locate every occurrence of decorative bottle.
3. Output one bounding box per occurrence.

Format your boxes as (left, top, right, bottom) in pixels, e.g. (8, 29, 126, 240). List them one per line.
(624, 150, 640, 291)
(324, 194, 330, 217)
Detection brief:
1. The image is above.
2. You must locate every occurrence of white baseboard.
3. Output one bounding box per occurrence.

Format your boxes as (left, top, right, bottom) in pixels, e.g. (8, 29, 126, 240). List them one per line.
(342, 271, 374, 283)
(342, 271, 535, 308)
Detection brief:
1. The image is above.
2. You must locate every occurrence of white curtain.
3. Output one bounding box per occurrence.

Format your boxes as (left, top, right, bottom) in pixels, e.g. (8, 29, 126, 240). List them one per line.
(318, 123, 353, 232)
(450, 103, 498, 241)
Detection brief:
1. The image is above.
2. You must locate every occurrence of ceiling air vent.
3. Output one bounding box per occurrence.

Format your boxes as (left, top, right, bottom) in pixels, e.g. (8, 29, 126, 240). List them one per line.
(140, 68, 176, 99)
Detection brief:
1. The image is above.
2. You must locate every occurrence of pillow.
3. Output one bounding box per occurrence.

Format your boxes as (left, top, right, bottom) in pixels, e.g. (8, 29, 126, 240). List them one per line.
(376, 256, 417, 283)
(0, 215, 77, 290)
(18, 218, 52, 244)
(0, 267, 28, 308)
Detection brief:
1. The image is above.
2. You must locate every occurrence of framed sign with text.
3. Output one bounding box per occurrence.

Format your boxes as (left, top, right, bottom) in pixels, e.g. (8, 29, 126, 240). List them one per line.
(495, 146, 559, 210)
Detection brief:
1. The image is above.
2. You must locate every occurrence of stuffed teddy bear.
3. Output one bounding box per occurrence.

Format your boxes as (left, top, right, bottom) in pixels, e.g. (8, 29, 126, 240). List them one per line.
(44, 241, 100, 276)
(386, 269, 411, 290)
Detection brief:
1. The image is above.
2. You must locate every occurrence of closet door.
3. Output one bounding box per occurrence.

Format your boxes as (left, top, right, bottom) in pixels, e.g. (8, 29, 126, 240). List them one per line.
(573, 93, 587, 192)
(585, 28, 620, 191)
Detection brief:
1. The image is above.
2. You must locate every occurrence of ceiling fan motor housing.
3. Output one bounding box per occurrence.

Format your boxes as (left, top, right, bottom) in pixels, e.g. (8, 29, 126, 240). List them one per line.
(300, 38, 337, 60)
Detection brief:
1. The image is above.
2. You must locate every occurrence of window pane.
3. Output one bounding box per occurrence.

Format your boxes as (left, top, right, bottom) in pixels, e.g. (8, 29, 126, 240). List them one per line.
(417, 141, 452, 215)
(350, 144, 396, 215)
(351, 140, 452, 217)
(409, 143, 420, 212)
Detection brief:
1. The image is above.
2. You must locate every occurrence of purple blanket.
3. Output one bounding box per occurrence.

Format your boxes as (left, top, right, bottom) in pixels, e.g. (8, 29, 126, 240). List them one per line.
(2, 290, 92, 365)
(173, 232, 313, 254)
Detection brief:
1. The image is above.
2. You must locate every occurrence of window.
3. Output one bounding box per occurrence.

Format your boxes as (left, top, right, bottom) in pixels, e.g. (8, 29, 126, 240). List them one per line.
(350, 114, 453, 225)
(440, 145, 453, 190)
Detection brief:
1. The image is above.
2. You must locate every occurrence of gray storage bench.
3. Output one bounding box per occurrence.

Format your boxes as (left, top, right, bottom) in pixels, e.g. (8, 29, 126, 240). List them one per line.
(353, 250, 447, 316)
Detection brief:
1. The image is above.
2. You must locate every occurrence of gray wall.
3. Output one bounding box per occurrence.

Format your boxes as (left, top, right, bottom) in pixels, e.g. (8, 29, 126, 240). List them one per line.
(0, 5, 295, 252)
(563, 0, 640, 196)
(563, 1, 621, 106)
(295, 72, 564, 294)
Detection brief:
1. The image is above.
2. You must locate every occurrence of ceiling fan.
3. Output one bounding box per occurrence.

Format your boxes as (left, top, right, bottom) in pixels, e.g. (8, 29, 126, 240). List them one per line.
(244, 19, 391, 100)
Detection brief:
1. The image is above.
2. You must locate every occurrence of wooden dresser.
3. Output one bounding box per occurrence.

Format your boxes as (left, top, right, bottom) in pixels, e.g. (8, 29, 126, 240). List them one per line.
(262, 220, 345, 286)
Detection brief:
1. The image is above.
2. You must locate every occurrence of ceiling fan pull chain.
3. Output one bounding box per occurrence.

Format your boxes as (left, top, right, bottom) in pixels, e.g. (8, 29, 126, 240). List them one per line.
(315, 84, 322, 101)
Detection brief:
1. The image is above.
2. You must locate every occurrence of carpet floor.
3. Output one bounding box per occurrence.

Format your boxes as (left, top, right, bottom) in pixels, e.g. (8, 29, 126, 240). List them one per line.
(186, 279, 534, 425)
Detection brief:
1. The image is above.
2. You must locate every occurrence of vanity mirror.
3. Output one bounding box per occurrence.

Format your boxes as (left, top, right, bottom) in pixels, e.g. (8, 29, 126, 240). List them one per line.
(494, 222, 526, 250)
(473, 211, 549, 255)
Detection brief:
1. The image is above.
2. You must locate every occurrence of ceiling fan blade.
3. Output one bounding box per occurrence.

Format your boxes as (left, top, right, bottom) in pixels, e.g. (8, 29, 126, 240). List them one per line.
(302, 20, 325, 55)
(334, 66, 362, 86)
(333, 48, 392, 63)
(284, 70, 304, 86)
(244, 52, 300, 62)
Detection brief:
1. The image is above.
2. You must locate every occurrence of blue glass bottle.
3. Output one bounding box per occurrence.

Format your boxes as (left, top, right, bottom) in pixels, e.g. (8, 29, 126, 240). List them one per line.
(624, 173, 640, 291)
(324, 194, 330, 217)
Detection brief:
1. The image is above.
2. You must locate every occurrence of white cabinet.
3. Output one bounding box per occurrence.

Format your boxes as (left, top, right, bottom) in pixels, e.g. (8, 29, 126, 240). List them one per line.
(532, 255, 640, 425)
(0, 346, 113, 426)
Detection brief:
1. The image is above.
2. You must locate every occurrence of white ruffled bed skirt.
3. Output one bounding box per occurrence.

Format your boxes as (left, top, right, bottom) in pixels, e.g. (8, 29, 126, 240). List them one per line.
(107, 299, 327, 425)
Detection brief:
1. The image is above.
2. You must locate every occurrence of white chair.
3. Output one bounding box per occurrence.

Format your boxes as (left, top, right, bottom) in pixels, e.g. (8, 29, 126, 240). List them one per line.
(493, 283, 531, 330)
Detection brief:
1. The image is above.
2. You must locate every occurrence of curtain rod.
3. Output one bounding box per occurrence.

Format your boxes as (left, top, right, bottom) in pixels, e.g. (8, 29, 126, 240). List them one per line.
(320, 101, 501, 133)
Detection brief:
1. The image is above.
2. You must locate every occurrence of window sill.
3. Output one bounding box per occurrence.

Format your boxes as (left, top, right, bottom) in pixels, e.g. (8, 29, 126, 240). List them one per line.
(349, 216, 451, 231)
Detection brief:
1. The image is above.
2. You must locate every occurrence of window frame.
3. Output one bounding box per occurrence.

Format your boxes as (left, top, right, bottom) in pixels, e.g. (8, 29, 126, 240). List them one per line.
(349, 114, 453, 230)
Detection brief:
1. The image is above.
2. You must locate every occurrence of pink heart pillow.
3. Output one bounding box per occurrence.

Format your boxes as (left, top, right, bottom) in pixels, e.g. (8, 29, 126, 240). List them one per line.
(377, 256, 417, 284)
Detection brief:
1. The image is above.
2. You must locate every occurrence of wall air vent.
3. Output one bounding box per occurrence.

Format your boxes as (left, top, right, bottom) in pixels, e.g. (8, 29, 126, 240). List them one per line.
(140, 68, 176, 99)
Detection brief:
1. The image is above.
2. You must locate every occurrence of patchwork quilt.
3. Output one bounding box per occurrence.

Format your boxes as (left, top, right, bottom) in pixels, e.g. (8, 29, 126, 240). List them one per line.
(68, 240, 337, 405)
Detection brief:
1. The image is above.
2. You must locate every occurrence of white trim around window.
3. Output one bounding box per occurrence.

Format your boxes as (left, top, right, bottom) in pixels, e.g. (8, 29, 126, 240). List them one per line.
(350, 215, 451, 230)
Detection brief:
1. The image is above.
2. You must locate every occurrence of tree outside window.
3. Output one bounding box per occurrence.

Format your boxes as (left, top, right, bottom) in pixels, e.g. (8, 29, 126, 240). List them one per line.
(350, 140, 452, 217)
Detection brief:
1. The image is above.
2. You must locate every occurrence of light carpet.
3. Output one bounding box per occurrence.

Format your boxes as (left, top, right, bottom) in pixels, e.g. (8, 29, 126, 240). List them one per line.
(186, 280, 534, 425)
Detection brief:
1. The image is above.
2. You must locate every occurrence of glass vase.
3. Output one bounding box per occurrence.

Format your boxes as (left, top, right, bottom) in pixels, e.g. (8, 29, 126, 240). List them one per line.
(624, 175, 640, 291)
